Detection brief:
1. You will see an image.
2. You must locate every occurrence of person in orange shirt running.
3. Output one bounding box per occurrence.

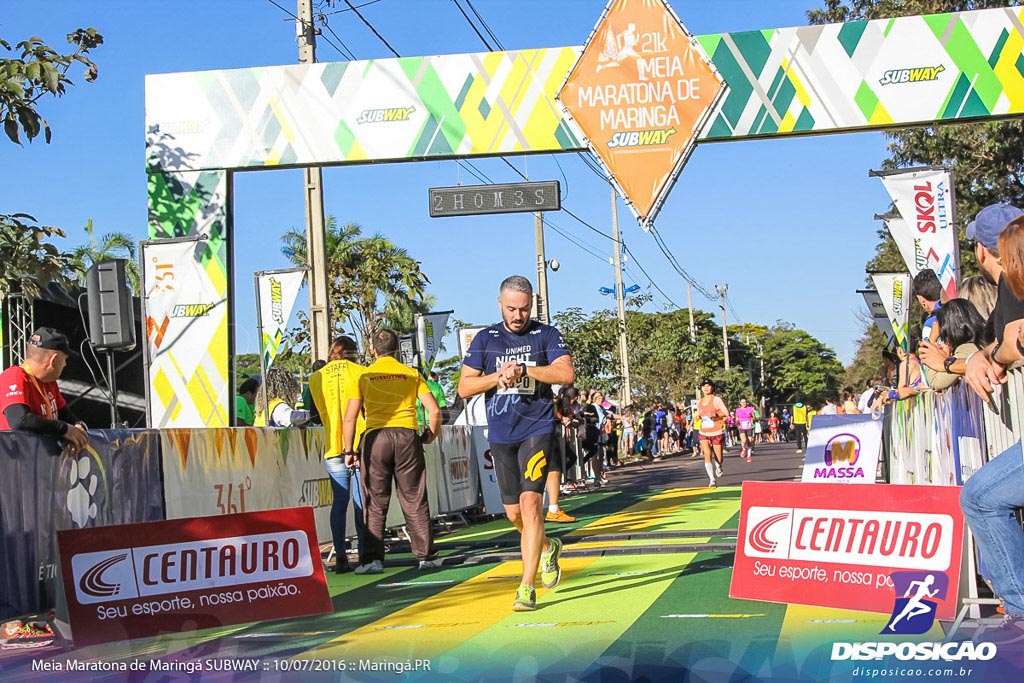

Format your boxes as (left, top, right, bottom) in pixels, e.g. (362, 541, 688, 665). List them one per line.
(697, 379, 728, 487)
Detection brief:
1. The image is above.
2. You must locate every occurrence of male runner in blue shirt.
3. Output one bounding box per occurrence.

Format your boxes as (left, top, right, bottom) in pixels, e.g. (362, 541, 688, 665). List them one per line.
(458, 275, 576, 611)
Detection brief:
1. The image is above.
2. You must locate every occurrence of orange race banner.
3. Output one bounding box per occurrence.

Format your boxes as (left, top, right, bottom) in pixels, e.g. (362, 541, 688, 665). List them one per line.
(558, 0, 725, 226)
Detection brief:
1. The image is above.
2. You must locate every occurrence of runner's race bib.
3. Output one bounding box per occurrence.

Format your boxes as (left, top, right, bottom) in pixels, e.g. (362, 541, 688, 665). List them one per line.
(740, 420, 753, 430)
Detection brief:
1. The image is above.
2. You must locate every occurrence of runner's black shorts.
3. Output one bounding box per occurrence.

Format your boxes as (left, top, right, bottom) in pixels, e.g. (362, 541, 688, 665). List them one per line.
(489, 433, 554, 505)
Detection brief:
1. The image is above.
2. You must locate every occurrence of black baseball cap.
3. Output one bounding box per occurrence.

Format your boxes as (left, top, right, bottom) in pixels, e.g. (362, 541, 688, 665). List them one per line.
(701, 378, 715, 390)
(28, 327, 74, 356)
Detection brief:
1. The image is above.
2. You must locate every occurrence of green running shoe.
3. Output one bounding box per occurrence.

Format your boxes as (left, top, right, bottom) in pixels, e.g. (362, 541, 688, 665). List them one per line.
(512, 584, 536, 611)
(541, 537, 562, 589)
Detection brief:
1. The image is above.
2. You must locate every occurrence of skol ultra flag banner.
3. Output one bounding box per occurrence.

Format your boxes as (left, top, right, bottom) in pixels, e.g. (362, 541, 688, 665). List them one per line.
(859, 289, 897, 350)
(871, 273, 912, 352)
(877, 167, 958, 299)
(256, 268, 306, 373)
(141, 237, 229, 427)
(416, 311, 451, 376)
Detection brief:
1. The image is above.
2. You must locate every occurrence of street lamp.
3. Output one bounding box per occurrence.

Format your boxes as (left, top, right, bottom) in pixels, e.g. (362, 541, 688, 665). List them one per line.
(598, 284, 640, 295)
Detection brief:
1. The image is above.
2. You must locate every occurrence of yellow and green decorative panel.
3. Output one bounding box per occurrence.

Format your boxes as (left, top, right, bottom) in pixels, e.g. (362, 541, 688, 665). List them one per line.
(698, 6, 1024, 140)
(145, 169, 231, 428)
(145, 7, 1024, 173)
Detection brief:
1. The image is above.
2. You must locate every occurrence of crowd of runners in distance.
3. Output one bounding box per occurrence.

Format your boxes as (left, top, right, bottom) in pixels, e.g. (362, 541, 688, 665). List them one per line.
(551, 382, 880, 489)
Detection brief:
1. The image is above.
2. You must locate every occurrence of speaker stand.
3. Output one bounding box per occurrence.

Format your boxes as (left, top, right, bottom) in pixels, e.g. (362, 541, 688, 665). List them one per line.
(105, 350, 120, 428)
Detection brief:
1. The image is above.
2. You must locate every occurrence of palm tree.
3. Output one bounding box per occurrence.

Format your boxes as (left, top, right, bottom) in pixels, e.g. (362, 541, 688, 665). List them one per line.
(281, 218, 431, 355)
(66, 219, 141, 294)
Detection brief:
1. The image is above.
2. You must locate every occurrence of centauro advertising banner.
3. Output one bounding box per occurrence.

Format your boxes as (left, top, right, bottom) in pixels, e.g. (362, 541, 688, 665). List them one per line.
(141, 236, 229, 427)
(57, 507, 331, 646)
(859, 289, 897, 350)
(870, 273, 912, 352)
(877, 167, 958, 299)
(256, 268, 306, 374)
(558, 0, 725, 226)
(731, 481, 964, 619)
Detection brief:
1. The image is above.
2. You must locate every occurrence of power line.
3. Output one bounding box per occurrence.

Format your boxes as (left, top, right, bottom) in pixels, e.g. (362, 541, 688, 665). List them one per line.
(464, 0, 505, 50)
(343, 0, 401, 57)
(452, 0, 495, 51)
(316, 0, 382, 16)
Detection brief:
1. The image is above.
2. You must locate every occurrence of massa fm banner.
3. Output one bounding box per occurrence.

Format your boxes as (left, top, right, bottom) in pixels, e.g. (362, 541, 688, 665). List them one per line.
(145, 7, 1024, 174)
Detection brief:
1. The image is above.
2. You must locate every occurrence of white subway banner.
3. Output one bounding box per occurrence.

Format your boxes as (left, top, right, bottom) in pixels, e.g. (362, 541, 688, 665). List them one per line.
(871, 273, 911, 352)
(879, 168, 957, 299)
(257, 269, 305, 373)
(860, 289, 897, 349)
(416, 311, 451, 375)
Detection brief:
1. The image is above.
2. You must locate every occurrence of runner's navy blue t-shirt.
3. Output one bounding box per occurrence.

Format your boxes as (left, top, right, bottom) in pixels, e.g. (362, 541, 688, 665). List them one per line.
(462, 320, 570, 444)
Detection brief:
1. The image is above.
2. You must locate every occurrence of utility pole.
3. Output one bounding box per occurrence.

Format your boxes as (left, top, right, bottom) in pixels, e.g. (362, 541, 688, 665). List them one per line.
(686, 281, 696, 340)
(611, 188, 632, 406)
(297, 0, 330, 361)
(534, 212, 549, 324)
(717, 284, 730, 370)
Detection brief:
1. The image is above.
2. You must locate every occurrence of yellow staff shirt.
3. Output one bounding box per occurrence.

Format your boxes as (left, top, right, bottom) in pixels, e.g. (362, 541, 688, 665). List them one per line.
(310, 359, 365, 457)
(355, 356, 430, 432)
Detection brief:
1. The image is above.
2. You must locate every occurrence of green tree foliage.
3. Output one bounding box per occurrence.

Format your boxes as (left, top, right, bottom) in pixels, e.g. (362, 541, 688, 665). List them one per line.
(552, 306, 843, 408)
(0, 213, 73, 299)
(808, 0, 1022, 373)
(1, 28, 102, 144)
(1, 27, 103, 300)
(65, 219, 141, 294)
(280, 218, 432, 356)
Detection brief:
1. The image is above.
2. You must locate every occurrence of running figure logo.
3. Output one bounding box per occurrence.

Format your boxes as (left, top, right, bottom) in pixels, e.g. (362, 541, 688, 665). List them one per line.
(883, 571, 948, 634)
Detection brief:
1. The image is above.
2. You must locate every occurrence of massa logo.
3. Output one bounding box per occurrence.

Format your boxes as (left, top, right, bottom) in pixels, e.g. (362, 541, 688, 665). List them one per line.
(880, 65, 945, 86)
(524, 450, 547, 481)
(171, 303, 215, 318)
(745, 507, 792, 556)
(607, 127, 676, 148)
(357, 106, 416, 124)
(825, 434, 860, 466)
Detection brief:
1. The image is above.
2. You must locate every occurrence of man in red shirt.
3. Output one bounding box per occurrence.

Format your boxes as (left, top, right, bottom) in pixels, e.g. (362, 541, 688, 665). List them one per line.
(0, 327, 88, 451)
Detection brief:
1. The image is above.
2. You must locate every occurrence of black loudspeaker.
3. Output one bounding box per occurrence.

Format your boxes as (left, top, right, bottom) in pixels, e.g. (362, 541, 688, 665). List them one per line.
(86, 259, 137, 351)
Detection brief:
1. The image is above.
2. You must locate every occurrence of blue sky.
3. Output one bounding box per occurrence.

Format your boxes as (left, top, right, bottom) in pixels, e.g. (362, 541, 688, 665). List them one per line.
(2, 0, 896, 365)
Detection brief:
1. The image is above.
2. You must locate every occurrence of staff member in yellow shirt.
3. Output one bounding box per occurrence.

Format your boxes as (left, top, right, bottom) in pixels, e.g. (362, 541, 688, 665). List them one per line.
(343, 329, 442, 574)
(792, 401, 809, 453)
(309, 336, 365, 574)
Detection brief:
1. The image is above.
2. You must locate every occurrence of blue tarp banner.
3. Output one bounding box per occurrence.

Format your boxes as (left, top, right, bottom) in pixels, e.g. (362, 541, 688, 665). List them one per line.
(0, 430, 164, 618)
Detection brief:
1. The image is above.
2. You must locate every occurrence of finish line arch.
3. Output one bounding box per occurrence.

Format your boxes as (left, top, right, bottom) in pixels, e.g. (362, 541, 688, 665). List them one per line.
(142, 6, 1024, 427)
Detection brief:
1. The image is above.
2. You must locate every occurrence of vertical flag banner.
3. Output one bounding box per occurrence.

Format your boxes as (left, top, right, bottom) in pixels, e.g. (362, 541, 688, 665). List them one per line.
(416, 311, 452, 376)
(871, 273, 912, 352)
(876, 167, 958, 299)
(878, 214, 920, 280)
(859, 289, 897, 349)
(256, 268, 306, 373)
(142, 236, 229, 427)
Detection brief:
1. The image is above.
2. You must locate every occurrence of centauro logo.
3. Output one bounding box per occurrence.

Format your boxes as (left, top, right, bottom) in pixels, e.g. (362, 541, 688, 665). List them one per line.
(607, 127, 676, 149)
(880, 65, 945, 86)
(357, 106, 416, 124)
(171, 303, 215, 317)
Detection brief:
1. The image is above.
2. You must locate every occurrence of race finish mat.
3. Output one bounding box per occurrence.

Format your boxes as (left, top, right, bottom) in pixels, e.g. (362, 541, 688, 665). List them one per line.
(1, 484, 1016, 682)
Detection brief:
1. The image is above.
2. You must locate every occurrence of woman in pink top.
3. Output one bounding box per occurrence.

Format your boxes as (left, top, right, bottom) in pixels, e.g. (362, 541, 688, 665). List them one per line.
(735, 398, 757, 462)
(697, 379, 729, 487)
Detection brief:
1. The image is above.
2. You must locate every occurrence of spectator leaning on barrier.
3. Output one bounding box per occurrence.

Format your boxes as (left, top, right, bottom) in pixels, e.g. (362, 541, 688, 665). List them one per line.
(913, 268, 947, 343)
(0, 327, 88, 453)
(918, 299, 991, 390)
(959, 274, 999, 321)
(964, 204, 1024, 404)
(960, 209, 1024, 648)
